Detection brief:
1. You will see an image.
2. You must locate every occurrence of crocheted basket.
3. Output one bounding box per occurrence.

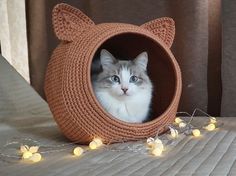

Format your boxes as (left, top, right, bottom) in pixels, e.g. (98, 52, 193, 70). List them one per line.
(45, 3, 182, 144)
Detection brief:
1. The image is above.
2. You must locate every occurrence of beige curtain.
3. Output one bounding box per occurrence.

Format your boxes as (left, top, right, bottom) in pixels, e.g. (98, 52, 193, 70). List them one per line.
(0, 0, 29, 82)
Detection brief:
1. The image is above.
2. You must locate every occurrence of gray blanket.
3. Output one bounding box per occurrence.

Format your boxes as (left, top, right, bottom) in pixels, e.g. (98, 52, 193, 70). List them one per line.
(0, 55, 236, 176)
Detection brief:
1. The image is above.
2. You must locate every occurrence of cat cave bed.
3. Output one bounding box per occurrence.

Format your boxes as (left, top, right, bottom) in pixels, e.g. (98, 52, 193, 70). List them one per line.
(44, 3, 182, 144)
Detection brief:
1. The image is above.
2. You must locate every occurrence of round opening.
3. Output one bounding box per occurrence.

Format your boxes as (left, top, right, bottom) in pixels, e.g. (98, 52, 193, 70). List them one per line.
(91, 33, 176, 123)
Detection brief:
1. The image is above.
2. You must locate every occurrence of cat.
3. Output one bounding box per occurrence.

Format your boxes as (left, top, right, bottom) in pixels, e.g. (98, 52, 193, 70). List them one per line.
(92, 49, 153, 123)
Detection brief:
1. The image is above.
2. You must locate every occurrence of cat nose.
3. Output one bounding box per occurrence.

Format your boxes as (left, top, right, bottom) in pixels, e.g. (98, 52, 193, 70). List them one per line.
(121, 88, 128, 93)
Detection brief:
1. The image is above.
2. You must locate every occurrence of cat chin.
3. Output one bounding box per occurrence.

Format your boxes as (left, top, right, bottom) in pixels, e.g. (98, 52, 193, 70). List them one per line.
(111, 94, 130, 100)
(119, 93, 131, 96)
(113, 92, 137, 98)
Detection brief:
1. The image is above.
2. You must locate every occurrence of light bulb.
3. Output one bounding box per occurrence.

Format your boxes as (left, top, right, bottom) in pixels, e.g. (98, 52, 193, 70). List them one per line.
(22, 151, 32, 159)
(89, 141, 97, 150)
(154, 138, 163, 145)
(152, 147, 163, 156)
(152, 143, 164, 151)
(20, 145, 29, 153)
(147, 137, 155, 147)
(29, 146, 39, 154)
(205, 123, 216, 131)
(192, 129, 201, 137)
(73, 147, 84, 156)
(179, 122, 186, 128)
(170, 128, 179, 138)
(93, 138, 103, 147)
(175, 117, 182, 124)
(29, 153, 42, 162)
(147, 137, 154, 143)
(210, 117, 217, 124)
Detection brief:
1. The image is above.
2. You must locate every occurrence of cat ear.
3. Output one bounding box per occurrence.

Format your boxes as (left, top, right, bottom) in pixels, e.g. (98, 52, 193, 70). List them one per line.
(141, 17, 175, 48)
(52, 3, 95, 41)
(134, 52, 148, 71)
(100, 49, 116, 69)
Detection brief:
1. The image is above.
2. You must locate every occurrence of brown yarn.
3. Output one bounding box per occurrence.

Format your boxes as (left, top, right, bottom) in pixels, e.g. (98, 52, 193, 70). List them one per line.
(44, 3, 182, 144)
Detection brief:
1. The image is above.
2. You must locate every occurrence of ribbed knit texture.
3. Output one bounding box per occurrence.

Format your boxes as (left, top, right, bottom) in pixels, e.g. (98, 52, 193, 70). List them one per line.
(44, 3, 182, 144)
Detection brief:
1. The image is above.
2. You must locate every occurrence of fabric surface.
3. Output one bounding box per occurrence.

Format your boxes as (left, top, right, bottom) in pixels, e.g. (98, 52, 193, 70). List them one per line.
(26, 0, 222, 116)
(1, 55, 236, 175)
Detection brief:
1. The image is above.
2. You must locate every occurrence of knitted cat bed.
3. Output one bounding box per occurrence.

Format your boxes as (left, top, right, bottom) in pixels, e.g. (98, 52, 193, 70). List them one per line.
(44, 3, 182, 144)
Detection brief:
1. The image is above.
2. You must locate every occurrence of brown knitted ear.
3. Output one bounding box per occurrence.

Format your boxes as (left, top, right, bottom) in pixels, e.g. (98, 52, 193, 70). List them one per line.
(141, 17, 175, 48)
(52, 3, 95, 41)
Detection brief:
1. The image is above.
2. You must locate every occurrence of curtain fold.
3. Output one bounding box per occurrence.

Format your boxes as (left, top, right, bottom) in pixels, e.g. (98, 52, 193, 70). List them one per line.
(168, 1, 209, 114)
(207, 0, 222, 116)
(222, 0, 236, 116)
(26, 0, 49, 97)
(26, 0, 223, 116)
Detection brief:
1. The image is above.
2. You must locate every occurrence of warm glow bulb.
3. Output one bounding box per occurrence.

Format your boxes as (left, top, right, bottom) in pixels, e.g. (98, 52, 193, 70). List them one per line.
(89, 141, 97, 150)
(147, 137, 155, 147)
(20, 145, 29, 153)
(93, 138, 103, 147)
(170, 128, 179, 138)
(206, 123, 216, 131)
(152, 147, 163, 156)
(192, 129, 201, 137)
(175, 117, 182, 124)
(152, 143, 164, 151)
(29, 153, 42, 162)
(154, 138, 163, 145)
(179, 122, 186, 128)
(73, 147, 84, 156)
(29, 146, 39, 154)
(147, 137, 154, 143)
(22, 151, 33, 159)
(210, 117, 217, 124)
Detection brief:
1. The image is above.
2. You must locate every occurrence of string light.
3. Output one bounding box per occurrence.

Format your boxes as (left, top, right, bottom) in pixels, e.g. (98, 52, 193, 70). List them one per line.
(175, 117, 183, 124)
(93, 138, 103, 147)
(192, 129, 201, 137)
(20, 145, 42, 162)
(0, 108, 221, 163)
(29, 146, 39, 153)
(89, 138, 104, 150)
(20, 145, 39, 154)
(22, 151, 33, 159)
(146, 137, 163, 149)
(154, 138, 163, 144)
(146, 137, 156, 148)
(146, 137, 164, 156)
(89, 141, 98, 150)
(210, 117, 217, 124)
(205, 123, 216, 131)
(29, 153, 42, 162)
(73, 147, 84, 156)
(169, 127, 179, 138)
(152, 142, 164, 151)
(146, 137, 155, 147)
(179, 122, 186, 128)
(151, 146, 163, 156)
(20, 145, 29, 153)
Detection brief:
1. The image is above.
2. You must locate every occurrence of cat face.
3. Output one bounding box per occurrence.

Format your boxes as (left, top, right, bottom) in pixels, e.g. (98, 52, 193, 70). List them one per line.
(94, 49, 152, 98)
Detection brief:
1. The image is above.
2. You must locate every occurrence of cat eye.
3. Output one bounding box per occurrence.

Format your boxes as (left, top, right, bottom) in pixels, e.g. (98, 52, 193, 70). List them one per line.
(111, 75, 120, 83)
(130, 75, 139, 83)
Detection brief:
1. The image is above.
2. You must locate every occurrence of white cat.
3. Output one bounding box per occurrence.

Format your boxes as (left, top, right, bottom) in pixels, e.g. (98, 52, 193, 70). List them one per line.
(92, 49, 153, 123)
